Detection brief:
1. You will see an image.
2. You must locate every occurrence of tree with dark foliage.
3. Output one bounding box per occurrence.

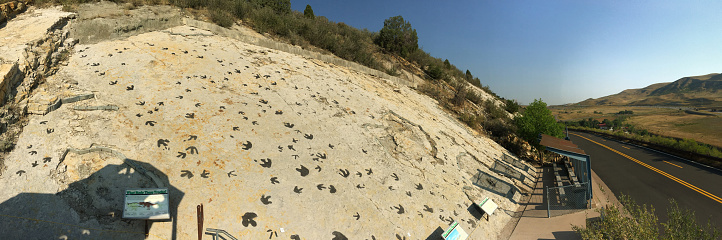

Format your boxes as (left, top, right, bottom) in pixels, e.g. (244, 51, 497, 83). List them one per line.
(375, 15, 418, 57)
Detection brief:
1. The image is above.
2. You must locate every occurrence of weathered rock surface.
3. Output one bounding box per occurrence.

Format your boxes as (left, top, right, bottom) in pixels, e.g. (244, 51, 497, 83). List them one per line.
(0, 6, 76, 106)
(68, 1, 183, 44)
(0, 0, 27, 24)
(0, 5, 536, 240)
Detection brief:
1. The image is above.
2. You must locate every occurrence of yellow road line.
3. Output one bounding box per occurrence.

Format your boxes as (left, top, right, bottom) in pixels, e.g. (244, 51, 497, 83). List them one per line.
(622, 146, 630, 149)
(664, 161, 683, 168)
(570, 132, 722, 204)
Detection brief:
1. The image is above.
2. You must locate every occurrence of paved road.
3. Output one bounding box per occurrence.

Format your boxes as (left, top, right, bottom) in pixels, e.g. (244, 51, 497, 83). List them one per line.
(568, 131, 722, 231)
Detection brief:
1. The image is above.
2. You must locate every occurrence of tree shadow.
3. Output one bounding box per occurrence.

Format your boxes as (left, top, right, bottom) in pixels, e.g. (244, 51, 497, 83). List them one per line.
(0, 159, 183, 239)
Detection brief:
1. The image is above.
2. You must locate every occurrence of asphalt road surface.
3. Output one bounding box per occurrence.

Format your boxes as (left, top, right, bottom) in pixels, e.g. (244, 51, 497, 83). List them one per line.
(568, 131, 722, 232)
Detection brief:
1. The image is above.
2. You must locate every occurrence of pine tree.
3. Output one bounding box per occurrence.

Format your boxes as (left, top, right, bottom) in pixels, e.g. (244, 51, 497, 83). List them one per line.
(303, 4, 314, 19)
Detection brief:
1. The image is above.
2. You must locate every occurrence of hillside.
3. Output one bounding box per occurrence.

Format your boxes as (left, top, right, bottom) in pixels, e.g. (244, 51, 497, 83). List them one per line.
(0, 2, 532, 239)
(575, 73, 722, 107)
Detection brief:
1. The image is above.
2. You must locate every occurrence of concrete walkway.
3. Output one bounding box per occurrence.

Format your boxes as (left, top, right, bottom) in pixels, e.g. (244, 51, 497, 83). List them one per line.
(508, 165, 617, 240)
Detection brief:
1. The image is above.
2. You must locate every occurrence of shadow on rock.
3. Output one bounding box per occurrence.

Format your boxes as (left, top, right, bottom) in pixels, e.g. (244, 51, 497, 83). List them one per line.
(0, 159, 183, 239)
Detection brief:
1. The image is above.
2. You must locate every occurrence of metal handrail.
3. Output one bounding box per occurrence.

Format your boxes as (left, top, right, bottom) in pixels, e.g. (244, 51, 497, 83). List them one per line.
(206, 228, 238, 240)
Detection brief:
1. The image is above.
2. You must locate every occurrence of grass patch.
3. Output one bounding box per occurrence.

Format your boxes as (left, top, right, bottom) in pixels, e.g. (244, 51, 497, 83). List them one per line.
(0, 139, 14, 152)
(569, 126, 722, 160)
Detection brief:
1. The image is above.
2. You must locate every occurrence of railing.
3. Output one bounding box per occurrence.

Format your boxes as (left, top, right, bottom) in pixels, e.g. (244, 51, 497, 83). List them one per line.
(206, 228, 238, 240)
(546, 182, 589, 218)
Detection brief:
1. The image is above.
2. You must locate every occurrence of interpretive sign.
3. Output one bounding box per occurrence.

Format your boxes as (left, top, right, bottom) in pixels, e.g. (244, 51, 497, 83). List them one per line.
(476, 197, 498, 221)
(441, 221, 468, 240)
(122, 188, 170, 220)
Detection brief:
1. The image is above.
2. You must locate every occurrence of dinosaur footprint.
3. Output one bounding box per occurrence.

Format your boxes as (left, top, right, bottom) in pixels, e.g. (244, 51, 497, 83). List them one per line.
(296, 165, 309, 177)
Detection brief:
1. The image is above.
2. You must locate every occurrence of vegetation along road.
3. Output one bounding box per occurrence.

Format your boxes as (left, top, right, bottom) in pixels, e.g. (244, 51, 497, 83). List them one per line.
(568, 131, 722, 231)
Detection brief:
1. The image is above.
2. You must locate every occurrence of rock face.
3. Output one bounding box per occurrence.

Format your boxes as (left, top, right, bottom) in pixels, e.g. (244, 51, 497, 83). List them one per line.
(0, 5, 536, 240)
(68, 1, 183, 44)
(0, 7, 76, 106)
(0, 0, 27, 24)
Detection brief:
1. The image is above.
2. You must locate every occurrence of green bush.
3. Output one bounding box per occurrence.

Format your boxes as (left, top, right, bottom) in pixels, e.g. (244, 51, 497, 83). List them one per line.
(418, 83, 442, 100)
(575, 195, 719, 240)
(374, 15, 418, 57)
(425, 63, 443, 80)
(170, 0, 206, 8)
(483, 100, 507, 120)
(459, 112, 482, 128)
(484, 118, 516, 139)
(504, 98, 520, 114)
(452, 84, 467, 106)
(208, 0, 235, 28)
(515, 99, 563, 147)
(303, 4, 314, 19)
(250, 0, 290, 14)
(465, 90, 483, 105)
(0, 140, 14, 152)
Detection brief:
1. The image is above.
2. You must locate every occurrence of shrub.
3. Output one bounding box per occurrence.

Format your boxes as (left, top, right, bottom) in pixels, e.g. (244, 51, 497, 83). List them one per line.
(483, 100, 507, 120)
(375, 15, 418, 57)
(465, 90, 483, 105)
(470, 77, 482, 88)
(0, 139, 14, 152)
(250, 0, 290, 14)
(574, 195, 720, 240)
(303, 4, 314, 19)
(515, 99, 563, 147)
(459, 112, 481, 128)
(425, 63, 443, 80)
(504, 98, 520, 114)
(170, 0, 205, 8)
(484, 118, 515, 138)
(452, 84, 467, 106)
(209, 0, 235, 28)
(418, 83, 442, 100)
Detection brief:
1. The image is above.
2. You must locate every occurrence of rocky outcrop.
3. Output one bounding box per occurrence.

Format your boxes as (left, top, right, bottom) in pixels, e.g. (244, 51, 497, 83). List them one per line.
(0, 0, 27, 24)
(0, 24, 535, 239)
(14, 16, 77, 103)
(0, 7, 76, 107)
(68, 1, 183, 44)
(0, 4, 535, 240)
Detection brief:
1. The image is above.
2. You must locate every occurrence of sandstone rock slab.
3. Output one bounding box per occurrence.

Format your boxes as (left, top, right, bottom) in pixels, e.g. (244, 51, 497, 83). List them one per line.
(0, 24, 535, 240)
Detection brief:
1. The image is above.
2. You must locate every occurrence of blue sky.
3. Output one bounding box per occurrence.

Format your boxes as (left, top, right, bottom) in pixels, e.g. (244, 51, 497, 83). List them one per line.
(290, 0, 722, 105)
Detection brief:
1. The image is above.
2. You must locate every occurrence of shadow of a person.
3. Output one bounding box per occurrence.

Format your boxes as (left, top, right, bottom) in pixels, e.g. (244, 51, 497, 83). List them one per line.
(0, 159, 183, 239)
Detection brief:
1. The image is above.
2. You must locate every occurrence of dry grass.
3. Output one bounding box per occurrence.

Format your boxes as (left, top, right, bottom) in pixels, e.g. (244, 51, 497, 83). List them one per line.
(555, 105, 722, 148)
(551, 106, 677, 121)
(628, 114, 722, 148)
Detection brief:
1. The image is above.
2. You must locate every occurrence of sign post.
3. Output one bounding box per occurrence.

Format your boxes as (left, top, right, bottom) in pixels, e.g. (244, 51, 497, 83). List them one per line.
(122, 188, 171, 238)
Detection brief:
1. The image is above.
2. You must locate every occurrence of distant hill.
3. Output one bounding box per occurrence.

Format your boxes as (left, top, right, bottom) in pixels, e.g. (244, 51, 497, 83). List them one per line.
(574, 73, 722, 107)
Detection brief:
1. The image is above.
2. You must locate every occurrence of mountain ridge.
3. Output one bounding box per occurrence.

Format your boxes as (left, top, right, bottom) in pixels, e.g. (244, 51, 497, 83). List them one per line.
(573, 73, 722, 106)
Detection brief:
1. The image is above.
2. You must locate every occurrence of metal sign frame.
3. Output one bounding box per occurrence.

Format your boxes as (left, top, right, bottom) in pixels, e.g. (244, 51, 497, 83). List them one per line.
(122, 188, 171, 220)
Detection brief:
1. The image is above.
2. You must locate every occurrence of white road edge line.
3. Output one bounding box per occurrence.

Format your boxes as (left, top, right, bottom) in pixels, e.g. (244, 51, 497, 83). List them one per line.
(578, 132, 722, 173)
